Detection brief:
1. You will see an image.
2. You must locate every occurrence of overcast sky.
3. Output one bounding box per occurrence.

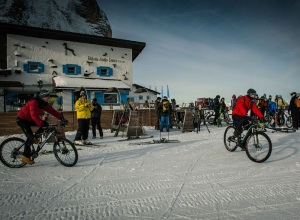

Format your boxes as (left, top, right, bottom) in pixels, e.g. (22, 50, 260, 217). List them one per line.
(99, 0, 300, 103)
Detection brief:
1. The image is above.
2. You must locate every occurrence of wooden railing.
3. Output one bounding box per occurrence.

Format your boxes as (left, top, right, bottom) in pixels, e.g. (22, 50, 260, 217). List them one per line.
(0, 109, 158, 136)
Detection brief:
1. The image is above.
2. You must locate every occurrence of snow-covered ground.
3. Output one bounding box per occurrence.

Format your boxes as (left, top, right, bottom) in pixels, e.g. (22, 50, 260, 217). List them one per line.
(0, 124, 300, 219)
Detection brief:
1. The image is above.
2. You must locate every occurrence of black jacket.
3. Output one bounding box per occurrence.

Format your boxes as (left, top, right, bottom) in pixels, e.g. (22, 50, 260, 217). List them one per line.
(157, 98, 172, 116)
(91, 104, 102, 118)
(288, 96, 298, 111)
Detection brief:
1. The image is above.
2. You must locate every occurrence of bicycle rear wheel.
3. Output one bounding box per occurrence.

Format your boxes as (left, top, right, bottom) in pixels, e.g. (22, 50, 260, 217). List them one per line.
(245, 131, 272, 163)
(0, 137, 26, 168)
(286, 115, 293, 128)
(53, 138, 78, 167)
(224, 126, 239, 152)
(206, 113, 215, 125)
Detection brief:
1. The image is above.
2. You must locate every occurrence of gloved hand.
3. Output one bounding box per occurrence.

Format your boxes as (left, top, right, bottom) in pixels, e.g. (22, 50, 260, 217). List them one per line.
(259, 118, 266, 123)
(61, 117, 68, 125)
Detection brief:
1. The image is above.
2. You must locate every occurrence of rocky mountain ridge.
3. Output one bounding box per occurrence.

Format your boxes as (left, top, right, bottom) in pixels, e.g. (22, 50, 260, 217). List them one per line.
(0, 0, 112, 37)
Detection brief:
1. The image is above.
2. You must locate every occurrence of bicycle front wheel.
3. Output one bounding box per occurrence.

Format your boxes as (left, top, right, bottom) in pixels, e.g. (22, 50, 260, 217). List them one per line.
(0, 137, 26, 168)
(245, 131, 272, 163)
(224, 126, 239, 152)
(53, 138, 78, 167)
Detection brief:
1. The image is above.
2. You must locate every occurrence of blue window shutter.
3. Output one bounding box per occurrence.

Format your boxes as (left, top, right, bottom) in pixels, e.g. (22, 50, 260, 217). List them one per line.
(108, 68, 113, 76)
(96, 67, 101, 75)
(39, 63, 45, 73)
(76, 65, 81, 75)
(62, 65, 67, 74)
(23, 64, 29, 72)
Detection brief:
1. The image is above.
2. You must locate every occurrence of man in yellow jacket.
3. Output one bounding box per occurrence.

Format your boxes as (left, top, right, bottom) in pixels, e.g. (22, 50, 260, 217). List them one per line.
(74, 91, 94, 145)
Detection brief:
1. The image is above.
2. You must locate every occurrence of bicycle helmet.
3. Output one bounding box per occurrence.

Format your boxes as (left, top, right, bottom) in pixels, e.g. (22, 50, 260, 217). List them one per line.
(247, 88, 256, 96)
(39, 90, 50, 98)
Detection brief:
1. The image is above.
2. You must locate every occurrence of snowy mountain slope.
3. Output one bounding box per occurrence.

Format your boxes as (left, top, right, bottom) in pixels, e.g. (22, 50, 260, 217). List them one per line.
(0, 0, 112, 37)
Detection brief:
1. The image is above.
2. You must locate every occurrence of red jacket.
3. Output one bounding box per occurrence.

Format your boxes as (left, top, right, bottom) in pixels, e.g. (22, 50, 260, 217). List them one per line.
(232, 95, 263, 119)
(17, 98, 63, 127)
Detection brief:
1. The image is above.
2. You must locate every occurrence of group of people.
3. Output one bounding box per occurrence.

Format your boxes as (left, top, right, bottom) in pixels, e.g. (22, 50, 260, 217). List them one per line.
(229, 91, 300, 130)
(73, 91, 103, 146)
(15, 87, 299, 165)
(17, 90, 104, 165)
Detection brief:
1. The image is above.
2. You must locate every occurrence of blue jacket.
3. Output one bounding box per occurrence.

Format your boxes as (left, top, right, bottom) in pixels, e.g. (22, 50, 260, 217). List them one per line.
(268, 101, 277, 115)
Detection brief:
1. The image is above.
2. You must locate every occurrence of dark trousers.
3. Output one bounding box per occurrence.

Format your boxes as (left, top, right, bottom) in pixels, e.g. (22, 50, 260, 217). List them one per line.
(155, 113, 160, 130)
(213, 110, 220, 125)
(232, 115, 249, 135)
(291, 109, 299, 129)
(75, 119, 90, 141)
(91, 117, 103, 137)
(16, 118, 44, 157)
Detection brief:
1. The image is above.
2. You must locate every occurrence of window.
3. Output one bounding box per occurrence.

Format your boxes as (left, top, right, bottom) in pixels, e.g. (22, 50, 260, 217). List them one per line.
(23, 62, 44, 73)
(63, 64, 81, 75)
(104, 93, 118, 103)
(139, 95, 143, 101)
(97, 66, 113, 77)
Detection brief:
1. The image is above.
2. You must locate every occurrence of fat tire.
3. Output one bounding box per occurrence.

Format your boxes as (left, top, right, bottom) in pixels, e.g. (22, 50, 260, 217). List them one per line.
(245, 131, 272, 163)
(286, 115, 293, 128)
(224, 126, 239, 152)
(0, 137, 26, 168)
(53, 138, 78, 167)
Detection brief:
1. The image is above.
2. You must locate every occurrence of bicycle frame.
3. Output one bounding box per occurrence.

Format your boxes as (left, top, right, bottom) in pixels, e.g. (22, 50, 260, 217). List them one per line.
(239, 120, 263, 146)
(31, 129, 57, 156)
(14, 127, 58, 159)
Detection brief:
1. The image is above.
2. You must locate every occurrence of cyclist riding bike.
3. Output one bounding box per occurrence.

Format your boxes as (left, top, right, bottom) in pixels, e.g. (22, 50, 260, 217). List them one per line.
(16, 90, 67, 165)
(232, 88, 264, 149)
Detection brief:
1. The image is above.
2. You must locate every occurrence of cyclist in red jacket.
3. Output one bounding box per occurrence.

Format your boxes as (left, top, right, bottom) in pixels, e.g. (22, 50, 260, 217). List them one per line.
(17, 91, 66, 165)
(232, 88, 264, 139)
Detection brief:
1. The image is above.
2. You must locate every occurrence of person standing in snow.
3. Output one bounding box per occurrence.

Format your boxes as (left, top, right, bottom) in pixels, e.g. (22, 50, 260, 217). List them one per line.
(91, 98, 103, 139)
(213, 95, 220, 125)
(17, 91, 67, 165)
(154, 97, 161, 130)
(288, 92, 299, 130)
(157, 96, 172, 132)
(74, 91, 94, 145)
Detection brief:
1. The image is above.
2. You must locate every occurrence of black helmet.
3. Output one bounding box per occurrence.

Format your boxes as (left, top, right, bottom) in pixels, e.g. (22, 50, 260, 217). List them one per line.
(247, 88, 256, 96)
(39, 90, 50, 98)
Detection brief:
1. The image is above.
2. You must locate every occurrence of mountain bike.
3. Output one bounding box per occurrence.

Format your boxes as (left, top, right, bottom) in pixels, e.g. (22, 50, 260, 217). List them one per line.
(223, 117, 272, 163)
(284, 112, 293, 128)
(0, 121, 78, 168)
(265, 110, 292, 129)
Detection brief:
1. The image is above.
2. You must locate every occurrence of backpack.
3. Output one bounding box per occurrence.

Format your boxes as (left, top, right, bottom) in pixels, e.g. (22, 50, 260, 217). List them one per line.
(276, 98, 286, 110)
(296, 99, 300, 108)
(162, 100, 170, 113)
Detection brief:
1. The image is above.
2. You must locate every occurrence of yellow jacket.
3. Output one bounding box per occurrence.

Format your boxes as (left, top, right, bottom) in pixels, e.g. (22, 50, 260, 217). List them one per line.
(75, 98, 94, 119)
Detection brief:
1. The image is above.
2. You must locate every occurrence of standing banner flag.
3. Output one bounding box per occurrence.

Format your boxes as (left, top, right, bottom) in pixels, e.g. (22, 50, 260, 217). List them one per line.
(161, 86, 164, 98)
(167, 85, 170, 98)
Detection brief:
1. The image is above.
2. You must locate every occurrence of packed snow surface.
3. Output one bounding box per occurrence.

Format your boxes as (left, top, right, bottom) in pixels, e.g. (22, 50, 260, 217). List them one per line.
(0, 125, 300, 219)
